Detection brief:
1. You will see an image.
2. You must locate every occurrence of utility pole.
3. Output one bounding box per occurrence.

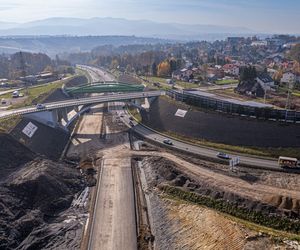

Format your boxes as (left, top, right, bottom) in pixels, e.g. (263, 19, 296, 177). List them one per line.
(19, 51, 28, 95)
(285, 78, 294, 122)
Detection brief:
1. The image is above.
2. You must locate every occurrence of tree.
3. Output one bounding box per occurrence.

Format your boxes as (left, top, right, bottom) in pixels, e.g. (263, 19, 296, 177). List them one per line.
(273, 69, 283, 83)
(157, 61, 171, 77)
(169, 58, 177, 73)
(289, 43, 300, 63)
(151, 62, 157, 76)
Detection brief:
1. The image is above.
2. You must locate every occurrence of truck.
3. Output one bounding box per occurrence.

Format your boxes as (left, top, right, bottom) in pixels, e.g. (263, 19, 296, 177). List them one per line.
(278, 156, 298, 168)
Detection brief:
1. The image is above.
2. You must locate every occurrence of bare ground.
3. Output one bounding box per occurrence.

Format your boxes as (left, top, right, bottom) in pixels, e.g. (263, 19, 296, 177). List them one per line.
(128, 136, 300, 249)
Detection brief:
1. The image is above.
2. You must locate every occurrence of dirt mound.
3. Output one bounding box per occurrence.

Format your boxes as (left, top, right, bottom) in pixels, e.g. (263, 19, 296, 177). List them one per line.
(65, 75, 88, 87)
(43, 88, 70, 103)
(142, 97, 300, 148)
(267, 195, 300, 215)
(10, 118, 69, 160)
(0, 133, 35, 180)
(143, 156, 299, 219)
(0, 158, 84, 249)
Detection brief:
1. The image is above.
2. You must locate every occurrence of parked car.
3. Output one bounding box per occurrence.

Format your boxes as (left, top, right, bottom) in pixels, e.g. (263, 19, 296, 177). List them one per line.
(36, 103, 46, 109)
(1, 99, 6, 105)
(129, 121, 134, 127)
(163, 139, 173, 145)
(216, 152, 230, 159)
(129, 117, 134, 121)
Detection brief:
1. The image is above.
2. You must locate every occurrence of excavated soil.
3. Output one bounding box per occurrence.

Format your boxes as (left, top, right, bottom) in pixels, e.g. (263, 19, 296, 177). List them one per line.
(0, 133, 35, 180)
(142, 156, 300, 218)
(0, 158, 85, 249)
(0, 130, 86, 249)
(140, 156, 300, 249)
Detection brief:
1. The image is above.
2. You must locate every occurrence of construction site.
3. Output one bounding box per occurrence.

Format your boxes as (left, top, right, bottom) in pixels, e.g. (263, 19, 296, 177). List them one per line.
(0, 66, 300, 250)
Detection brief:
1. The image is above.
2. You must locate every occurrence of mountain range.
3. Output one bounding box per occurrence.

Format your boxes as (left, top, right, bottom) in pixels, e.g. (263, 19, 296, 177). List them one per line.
(0, 17, 256, 40)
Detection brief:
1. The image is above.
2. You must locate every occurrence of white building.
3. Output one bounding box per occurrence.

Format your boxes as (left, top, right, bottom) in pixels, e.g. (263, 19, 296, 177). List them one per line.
(256, 74, 275, 91)
(281, 72, 296, 84)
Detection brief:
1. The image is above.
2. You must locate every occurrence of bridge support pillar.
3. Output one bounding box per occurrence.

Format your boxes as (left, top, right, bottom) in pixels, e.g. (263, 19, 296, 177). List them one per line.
(60, 108, 69, 124)
(24, 109, 60, 129)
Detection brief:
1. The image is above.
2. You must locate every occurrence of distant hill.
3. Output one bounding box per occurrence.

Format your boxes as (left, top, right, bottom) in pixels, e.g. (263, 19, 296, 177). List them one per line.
(0, 17, 255, 40)
(0, 35, 169, 56)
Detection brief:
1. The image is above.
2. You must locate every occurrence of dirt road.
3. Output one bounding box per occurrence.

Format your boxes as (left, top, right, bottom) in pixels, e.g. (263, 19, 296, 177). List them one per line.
(88, 156, 137, 250)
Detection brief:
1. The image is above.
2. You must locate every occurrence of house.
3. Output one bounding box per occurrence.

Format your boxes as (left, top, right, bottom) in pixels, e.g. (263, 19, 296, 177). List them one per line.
(256, 73, 275, 91)
(172, 70, 182, 80)
(172, 68, 193, 81)
(281, 72, 296, 84)
(235, 81, 265, 98)
(206, 67, 224, 78)
(251, 41, 268, 47)
(222, 64, 239, 76)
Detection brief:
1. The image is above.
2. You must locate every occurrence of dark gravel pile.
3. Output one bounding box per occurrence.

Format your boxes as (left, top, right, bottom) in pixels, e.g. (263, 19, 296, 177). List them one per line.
(0, 158, 84, 250)
(0, 133, 35, 181)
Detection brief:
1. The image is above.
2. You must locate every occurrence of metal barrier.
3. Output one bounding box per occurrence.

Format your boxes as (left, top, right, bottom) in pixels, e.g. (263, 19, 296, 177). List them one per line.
(166, 90, 300, 123)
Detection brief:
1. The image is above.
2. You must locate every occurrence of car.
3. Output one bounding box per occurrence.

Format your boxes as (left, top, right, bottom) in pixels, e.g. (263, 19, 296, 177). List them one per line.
(129, 117, 134, 121)
(163, 139, 173, 145)
(216, 152, 231, 160)
(1, 99, 6, 105)
(36, 103, 46, 109)
(129, 121, 134, 127)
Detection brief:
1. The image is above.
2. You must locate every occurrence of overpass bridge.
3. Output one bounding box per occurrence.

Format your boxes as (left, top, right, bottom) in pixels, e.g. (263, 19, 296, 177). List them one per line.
(64, 82, 145, 95)
(0, 91, 163, 130)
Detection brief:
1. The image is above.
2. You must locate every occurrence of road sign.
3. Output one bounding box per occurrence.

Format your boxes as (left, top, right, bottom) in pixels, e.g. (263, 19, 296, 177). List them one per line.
(229, 156, 240, 172)
(22, 122, 38, 138)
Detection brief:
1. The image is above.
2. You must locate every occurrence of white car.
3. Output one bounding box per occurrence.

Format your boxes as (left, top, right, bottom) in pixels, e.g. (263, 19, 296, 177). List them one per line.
(216, 152, 231, 160)
(36, 103, 46, 109)
(163, 139, 173, 145)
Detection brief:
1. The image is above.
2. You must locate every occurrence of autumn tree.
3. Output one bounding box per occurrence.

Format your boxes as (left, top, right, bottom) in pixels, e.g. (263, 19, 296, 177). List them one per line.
(157, 61, 171, 77)
(273, 69, 283, 83)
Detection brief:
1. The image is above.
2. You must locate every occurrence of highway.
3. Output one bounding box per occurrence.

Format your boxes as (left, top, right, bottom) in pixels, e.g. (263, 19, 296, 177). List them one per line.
(73, 66, 281, 170)
(134, 124, 278, 169)
(117, 112, 280, 170)
(77, 64, 115, 82)
(0, 91, 163, 119)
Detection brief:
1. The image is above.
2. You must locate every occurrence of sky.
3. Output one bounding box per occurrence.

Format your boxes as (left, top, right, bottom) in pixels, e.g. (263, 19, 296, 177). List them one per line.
(0, 0, 299, 34)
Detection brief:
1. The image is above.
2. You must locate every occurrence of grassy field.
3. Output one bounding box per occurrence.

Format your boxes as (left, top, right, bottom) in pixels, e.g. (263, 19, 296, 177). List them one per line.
(127, 106, 142, 122)
(215, 79, 239, 85)
(0, 116, 21, 132)
(75, 68, 92, 83)
(164, 130, 300, 158)
(8, 80, 65, 109)
(143, 76, 200, 90)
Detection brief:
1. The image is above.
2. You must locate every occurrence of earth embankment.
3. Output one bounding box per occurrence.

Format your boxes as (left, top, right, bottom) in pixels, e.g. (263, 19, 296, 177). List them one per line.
(141, 97, 300, 148)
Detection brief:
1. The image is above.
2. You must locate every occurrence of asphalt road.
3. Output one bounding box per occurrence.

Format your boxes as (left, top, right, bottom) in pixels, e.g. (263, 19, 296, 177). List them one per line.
(0, 91, 163, 119)
(77, 65, 115, 82)
(118, 111, 281, 170)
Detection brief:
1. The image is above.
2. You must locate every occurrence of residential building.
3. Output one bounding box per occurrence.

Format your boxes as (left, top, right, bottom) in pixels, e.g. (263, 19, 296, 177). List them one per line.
(281, 72, 296, 84)
(222, 64, 239, 76)
(256, 73, 275, 91)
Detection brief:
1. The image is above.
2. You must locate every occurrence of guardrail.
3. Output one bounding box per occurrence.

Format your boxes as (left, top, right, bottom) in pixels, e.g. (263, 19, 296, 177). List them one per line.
(0, 91, 164, 120)
(167, 90, 300, 123)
